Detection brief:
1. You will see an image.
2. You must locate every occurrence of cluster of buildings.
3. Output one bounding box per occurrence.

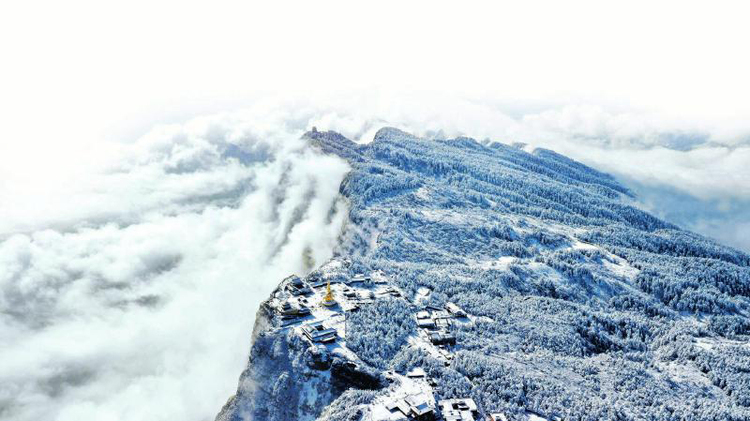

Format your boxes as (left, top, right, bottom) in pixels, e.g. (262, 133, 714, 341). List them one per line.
(386, 392, 436, 421)
(378, 363, 484, 421)
(384, 392, 483, 421)
(274, 276, 314, 326)
(383, 393, 525, 421)
(379, 364, 556, 421)
(375, 301, 503, 421)
(415, 302, 467, 349)
(272, 269, 555, 421)
(382, 390, 555, 421)
(271, 271, 391, 345)
(438, 398, 480, 421)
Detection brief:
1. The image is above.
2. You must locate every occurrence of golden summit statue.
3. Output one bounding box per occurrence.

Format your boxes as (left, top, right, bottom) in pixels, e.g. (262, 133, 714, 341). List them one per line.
(321, 280, 337, 307)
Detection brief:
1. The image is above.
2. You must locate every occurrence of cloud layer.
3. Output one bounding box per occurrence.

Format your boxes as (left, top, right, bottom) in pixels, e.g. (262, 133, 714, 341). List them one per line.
(0, 110, 350, 421)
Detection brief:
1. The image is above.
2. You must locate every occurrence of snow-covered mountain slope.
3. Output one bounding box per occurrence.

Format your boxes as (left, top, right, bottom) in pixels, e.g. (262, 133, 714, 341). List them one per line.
(216, 128, 750, 421)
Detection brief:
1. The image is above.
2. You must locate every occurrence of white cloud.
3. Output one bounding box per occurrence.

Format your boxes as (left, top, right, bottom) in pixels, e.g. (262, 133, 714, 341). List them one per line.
(0, 109, 350, 421)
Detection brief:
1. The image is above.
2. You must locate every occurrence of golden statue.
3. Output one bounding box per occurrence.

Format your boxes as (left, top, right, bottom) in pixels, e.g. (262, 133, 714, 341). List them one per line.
(322, 280, 336, 307)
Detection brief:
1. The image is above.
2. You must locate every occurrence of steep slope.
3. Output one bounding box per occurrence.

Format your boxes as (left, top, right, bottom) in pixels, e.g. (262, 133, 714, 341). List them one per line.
(217, 128, 750, 421)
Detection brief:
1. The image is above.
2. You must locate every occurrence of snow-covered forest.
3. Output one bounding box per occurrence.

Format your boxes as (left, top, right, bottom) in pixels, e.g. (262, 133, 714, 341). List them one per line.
(220, 127, 750, 421)
(318, 128, 750, 420)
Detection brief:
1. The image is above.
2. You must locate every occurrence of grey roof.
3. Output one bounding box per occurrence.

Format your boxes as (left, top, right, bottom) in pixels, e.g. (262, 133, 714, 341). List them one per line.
(438, 398, 479, 421)
(406, 367, 426, 378)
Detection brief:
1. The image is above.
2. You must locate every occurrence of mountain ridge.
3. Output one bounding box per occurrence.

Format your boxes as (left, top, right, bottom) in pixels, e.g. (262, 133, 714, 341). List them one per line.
(217, 127, 750, 421)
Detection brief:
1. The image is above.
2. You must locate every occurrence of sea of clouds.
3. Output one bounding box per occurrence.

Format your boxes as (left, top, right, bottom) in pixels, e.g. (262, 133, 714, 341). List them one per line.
(0, 95, 748, 421)
(0, 108, 350, 421)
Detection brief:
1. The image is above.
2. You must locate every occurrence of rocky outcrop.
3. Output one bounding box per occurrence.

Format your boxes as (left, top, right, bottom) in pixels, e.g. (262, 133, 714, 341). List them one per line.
(215, 295, 384, 421)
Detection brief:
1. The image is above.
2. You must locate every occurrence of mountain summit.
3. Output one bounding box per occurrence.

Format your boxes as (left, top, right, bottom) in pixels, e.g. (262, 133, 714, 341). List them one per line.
(217, 128, 750, 421)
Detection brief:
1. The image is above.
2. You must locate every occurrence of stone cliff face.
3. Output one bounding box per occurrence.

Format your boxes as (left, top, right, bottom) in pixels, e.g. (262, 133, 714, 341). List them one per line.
(216, 296, 331, 421)
(216, 281, 384, 421)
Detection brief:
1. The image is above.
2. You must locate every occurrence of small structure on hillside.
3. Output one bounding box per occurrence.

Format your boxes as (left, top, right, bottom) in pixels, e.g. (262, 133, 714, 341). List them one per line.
(437, 348, 454, 363)
(416, 311, 436, 329)
(488, 413, 508, 421)
(385, 392, 436, 421)
(348, 273, 371, 285)
(434, 316, 452, 330)
(285, 275, 313, 296)
(406, 393, 436, 421)
(438, 398, 479, 421)
(343, 287, 358, 299)
(445, 302, 467, 318)
(302, 321, 337, 343)
(357, 290, 375, 303)
(278, 300, 311, 319)
(381, 286, 402, 297)
(417, 307, 455, 330)
(386, 400, 411, 420)
(309, 273, 336, 288)
(428, 331, 456, 346)
(415, 305, 459, 351)
(406, 367, 426, 379)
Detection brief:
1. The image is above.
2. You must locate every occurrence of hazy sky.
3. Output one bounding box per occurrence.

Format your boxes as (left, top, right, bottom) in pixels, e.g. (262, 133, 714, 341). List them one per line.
(2, 1, 749, 239)
(1, 2, 749, 421)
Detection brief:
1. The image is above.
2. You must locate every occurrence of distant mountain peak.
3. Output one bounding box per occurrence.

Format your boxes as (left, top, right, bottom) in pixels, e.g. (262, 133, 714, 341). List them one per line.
(372, 126, 416, 142)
